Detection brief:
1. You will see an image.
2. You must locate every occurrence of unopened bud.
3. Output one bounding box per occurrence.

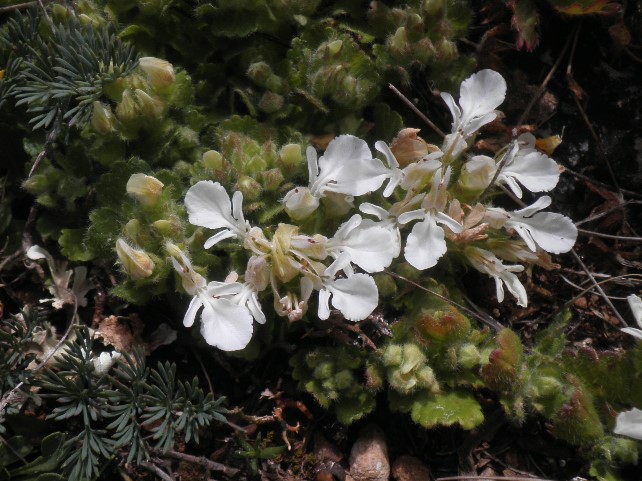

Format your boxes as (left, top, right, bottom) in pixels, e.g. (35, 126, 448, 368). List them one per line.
(116, 238, 154, 280)
(283, 187, 319, 220)
(139, 57, 176, 90)
(116, 89, 137, 122)
(151, 219, 178, 237)
(435, 39, 457, 59)
(126, 173, 164, 206)
(390, 128, 438, 167)
(457, 156, 496, 192)
(164, 241, 183, 258)
(247, 61, 272, 86)
(91, 101, 115, 135)
(320, 192, 353, 217)
(382, 344, 403, 367)
(279, 144, 303, 168)
(202, 150, 225, 170)
(236, 175, 261, 200)
(258, 91, 284, 113)
(262, 168, 284, 191)
(389, 27, 409, 55)
(458, 343, 481, 369)
(326, 39, 343, 56)
(134, 89, 164, 119)
(124, 219, 142, 242)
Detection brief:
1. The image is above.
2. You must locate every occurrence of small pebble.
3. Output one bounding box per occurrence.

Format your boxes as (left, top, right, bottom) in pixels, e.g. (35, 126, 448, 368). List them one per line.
(392, 455, 432, 481)
(348, 424, 390, 481)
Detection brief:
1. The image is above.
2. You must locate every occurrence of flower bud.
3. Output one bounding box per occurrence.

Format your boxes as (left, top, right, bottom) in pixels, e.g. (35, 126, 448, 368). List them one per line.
(382, 344, 403, 367)
(283, 187, 319, 220)
(416, 366, 438, 390)
(365, 364, 384, 391)
(126, 173, 164, 206)
(390, 128, 439, 167)
(279, 144, 303, 169)
(124, 219, 142, 242)
(115, 89, 138, 122)
(91, 101, 115, 135)
(458, 343, 481, 369)
(457, 155, 496, 192)
(116, 239, 155, 280)
(164, 241, 183, 259)
(247, 61, 272, 85)
(202, 150, 225, 170)
(236, 175, 262, 200)
(138, 57, 175, 90)
(389, 27, 409, 55)
(258, 91, 284, 113)
(326, 39, 343, 56)
(262, 168, 284, 191)
(151, 219, 178, 237)
(134, 89, 165, 119)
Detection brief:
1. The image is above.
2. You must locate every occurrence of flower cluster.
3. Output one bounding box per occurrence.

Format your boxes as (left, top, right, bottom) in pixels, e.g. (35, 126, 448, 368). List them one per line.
(119, 69, 577, 351)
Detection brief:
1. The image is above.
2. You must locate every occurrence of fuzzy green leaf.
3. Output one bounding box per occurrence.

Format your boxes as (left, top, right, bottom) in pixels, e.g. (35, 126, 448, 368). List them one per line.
(410, 391, 484, 430)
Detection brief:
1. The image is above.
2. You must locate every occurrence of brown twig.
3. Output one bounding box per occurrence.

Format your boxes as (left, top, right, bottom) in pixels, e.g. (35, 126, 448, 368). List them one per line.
(562, 167, 642, 199)
(153, 449, 240, 477)
(515, 27, 575, 126)
(388, 83, 446, 138)
(140, 460, 175, 481)
(577, 228, 642, 242)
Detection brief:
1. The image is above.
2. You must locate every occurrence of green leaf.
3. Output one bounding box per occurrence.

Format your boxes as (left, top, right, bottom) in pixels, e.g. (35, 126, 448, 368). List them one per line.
(59, 229, 95, 262)
(410, 391, 484, 430)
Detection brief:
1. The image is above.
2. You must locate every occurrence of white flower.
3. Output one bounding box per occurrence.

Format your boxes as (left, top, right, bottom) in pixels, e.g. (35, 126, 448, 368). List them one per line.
(92, 351, 121, 376)
(374, 140, 404, 197)
(273, 277, 314, 322)
(441, 69, 506, 156)
(185, 181, 250, 249)
(495, 134, 560, 198)
(614, 408, 642, 440)
(283, 187, 320, 220)
(621, 294, 642, 340)
(327, 214, 399, 273)
(315, 253, 378, 322)
(283, 135, 390, 219)
(230, 256, 270, 325)
(171, 253, 253, 351)
(466, 246, 528, 307)
(485, 196, 577, 254)
(359, 202, 402, 259)
(398, 167, 463, 270)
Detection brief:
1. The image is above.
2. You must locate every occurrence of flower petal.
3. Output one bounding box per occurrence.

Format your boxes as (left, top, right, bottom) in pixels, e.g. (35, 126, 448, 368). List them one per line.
(186, 181, 248, 239)
(183, 296, 202, 327)
(404, 215, 447, 270)
(614, 408, 642, 440)
(498, 150, 560, 197)
(457, 69, 506, 131)
(200, 297, 253, 351)
(627, 294, 642, 328)
(317, 288, 331, 320)
(328, 273, 378, 321)
(621, 327, 642, 340)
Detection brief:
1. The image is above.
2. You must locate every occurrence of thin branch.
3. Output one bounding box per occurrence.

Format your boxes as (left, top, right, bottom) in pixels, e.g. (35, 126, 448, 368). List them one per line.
(388, 83, 446, 137)
(562, 167, 642, 199)
(140, 461, 175, 481)
(0, 1, 38, 13)
(574, 200, 642, 227)
(515, 26, 575, 126)
(384, 269, 504, 331)
(577, 228, 642, 242)
(153, 449, 240, 477)
(28, 104, 66, 178)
